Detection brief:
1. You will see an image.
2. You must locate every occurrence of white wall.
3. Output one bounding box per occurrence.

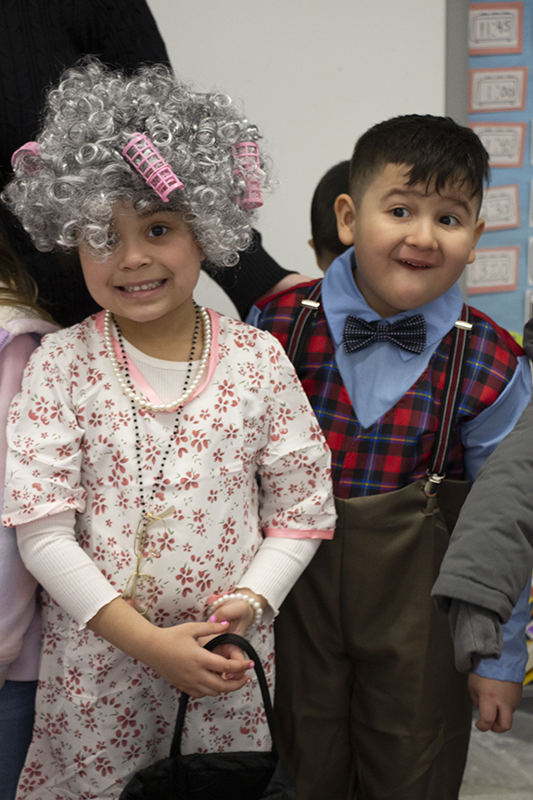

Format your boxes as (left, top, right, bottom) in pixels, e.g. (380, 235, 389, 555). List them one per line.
(147, 0, 448, 314)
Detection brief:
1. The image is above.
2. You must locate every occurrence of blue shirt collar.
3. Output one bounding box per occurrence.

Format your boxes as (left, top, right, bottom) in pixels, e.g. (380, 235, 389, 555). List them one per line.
(322, 248, 464, 361)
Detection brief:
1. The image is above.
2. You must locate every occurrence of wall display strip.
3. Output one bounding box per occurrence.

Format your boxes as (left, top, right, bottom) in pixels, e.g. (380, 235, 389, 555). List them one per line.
(468, 1, 530, 337)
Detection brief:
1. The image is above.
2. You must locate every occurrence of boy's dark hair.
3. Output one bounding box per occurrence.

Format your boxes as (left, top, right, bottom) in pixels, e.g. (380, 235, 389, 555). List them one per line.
(311, 161, 351, 260)
(350, 114, 490, 209)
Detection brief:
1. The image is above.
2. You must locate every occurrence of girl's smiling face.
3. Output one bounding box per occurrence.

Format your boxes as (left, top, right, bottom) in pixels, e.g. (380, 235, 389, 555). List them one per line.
(79, 204, 204, 351)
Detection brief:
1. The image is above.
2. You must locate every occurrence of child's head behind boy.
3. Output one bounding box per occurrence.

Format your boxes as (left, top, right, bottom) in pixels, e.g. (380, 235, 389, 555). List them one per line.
(335, 114, 489, 318)
(309, 160, 350, 272)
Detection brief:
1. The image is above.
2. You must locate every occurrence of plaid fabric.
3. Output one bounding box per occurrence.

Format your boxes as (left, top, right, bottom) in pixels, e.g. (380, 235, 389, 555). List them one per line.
(257, 281, 524, 499)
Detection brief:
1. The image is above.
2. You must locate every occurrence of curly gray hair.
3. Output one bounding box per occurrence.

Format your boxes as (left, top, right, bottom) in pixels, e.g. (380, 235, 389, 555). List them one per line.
(3, 60, 271, 266)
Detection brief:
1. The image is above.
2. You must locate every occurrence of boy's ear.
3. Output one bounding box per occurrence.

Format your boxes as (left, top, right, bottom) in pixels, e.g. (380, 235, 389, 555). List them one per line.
(466, 217, 485, 265)
(334, 194, 356, 246)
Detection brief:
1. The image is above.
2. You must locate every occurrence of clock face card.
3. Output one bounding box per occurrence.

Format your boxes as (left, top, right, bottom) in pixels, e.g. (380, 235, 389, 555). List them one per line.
(469, 3, 523, 56)
(469, 67, 527, 113)
(467, 247, 519, 294)
(469, 122, 526, 168)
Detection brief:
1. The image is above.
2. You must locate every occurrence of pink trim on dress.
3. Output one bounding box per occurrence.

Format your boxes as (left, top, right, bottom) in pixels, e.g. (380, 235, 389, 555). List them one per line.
(264, 527, 335, 540)
(95, 309, 220, 410)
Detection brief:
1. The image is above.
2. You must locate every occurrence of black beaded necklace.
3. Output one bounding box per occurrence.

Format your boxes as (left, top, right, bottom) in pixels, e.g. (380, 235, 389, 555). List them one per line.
(113, 304, 200, 547)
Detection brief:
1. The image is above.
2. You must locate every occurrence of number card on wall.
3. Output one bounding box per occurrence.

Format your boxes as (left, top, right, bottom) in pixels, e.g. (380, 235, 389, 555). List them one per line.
(469, 122, 525, 167)
(469, 2, 523, 55)
(480, 185, 520, 230)
(469, 67, 527, 112)
(467, 246, 519, 294)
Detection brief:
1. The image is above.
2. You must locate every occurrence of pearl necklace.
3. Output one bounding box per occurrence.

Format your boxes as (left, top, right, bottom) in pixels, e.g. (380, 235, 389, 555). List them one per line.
(103, 305, 211, 412)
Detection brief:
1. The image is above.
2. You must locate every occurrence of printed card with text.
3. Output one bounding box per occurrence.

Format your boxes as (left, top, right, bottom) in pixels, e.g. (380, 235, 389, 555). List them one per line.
(467, 246, 519, 294)
(480, 185, 520, 230)
(470, 122, 525, 168)
(469, 67, 527, 113)
(469, 3, 523, 55)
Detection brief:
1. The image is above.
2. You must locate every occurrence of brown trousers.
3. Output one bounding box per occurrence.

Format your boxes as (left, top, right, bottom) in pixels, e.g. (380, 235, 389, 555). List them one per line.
(274, 479, 472, 800)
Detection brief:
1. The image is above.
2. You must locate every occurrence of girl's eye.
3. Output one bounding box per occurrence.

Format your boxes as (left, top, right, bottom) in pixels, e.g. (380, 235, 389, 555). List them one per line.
(148, 224, 169, 238)
(440, 215, 459, 227)
(391, 207, 409, 218)
(107, 228, 119, 246)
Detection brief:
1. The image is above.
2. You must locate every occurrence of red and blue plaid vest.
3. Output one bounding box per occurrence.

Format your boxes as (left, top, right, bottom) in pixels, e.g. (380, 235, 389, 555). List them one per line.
(257, 280, 524, 499)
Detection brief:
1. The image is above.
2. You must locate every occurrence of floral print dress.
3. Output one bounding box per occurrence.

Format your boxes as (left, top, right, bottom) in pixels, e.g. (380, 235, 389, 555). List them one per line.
(2, 310, 335, 800)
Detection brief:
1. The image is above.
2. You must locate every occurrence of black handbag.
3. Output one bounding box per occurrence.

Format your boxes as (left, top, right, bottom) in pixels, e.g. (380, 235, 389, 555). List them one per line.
(120, 633, 294, 800)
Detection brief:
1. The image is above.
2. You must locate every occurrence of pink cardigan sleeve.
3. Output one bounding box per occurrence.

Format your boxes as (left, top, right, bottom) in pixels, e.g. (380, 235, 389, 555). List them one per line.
(0, 334, 42, 685)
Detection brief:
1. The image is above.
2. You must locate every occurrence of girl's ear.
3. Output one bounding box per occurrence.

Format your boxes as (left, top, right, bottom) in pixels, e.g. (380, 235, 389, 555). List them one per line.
(334, 194, 356, 246)
(194, 237, 206, 262)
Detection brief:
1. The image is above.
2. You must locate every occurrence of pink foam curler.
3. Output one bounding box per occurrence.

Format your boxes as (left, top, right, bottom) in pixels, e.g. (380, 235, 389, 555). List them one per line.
(11, 141, 41, 171)
(122, 133, 184, 202)
(232, 141, 263, 209)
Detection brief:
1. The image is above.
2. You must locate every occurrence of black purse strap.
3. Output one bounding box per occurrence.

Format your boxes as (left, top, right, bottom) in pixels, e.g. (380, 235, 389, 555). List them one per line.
(170, 633, 277, 758)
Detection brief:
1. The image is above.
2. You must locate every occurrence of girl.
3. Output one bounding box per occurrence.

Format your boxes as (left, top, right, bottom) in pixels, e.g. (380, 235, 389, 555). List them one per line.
(0, 234, 57, 800)
(1, 61, 335, 800)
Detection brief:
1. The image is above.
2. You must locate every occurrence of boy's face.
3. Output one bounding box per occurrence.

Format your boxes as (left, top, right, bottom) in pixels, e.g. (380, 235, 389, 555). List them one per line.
(335, 163, 485, 318)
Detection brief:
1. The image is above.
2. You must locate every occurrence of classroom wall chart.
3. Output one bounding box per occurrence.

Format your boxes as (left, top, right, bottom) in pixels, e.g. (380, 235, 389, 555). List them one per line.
(468, 1, 533, 336)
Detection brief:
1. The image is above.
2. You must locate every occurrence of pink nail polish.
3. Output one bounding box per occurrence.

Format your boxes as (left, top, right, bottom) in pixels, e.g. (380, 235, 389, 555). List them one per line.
(249, 661, 255, 669)
(227, 674, 234, 679)
(209, 614, 216, 622)
(221, 620, 228, 626)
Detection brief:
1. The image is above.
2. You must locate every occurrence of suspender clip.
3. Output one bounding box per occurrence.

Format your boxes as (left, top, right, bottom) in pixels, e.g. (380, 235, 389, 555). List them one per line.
(424, 471, 445, 497)
(301, 299, 321, 309)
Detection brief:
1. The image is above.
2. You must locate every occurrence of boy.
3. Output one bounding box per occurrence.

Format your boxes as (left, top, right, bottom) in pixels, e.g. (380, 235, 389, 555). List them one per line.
(252, 115, 532, 800)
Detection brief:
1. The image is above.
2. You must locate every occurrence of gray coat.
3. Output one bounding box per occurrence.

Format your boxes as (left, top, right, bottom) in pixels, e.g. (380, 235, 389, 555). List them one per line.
(432, 324, 533, 671)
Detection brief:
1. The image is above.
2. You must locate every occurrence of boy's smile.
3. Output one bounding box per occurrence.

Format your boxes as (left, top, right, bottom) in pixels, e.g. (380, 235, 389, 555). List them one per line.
(79, 204, 204, 357)
(335, 163, 485, 318)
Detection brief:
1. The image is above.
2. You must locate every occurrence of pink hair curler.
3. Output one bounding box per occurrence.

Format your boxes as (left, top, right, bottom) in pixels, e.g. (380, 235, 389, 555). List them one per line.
(232, 141, 263, 209)
(122, 133, 184, 202)
(11, 141, 41, 171)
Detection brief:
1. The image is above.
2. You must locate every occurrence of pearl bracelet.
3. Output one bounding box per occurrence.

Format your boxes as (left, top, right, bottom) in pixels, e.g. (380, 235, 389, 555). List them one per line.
(208, 592, 263, 629)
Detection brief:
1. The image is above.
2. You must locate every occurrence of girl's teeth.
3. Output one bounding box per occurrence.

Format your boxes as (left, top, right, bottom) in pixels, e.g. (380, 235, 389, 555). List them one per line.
(122, 280, 163, 292)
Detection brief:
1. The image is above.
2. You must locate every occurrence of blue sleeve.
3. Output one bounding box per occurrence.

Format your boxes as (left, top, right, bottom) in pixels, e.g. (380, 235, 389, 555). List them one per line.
(475, 580, 531, 682)
(462, 355, 531, 483)
(463, 354, 532, 682)
(245, 304, 261, 328)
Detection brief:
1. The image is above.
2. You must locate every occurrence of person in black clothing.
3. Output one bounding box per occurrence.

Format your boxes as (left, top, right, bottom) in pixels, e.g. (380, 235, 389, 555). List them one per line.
(0, 0, 171, 326)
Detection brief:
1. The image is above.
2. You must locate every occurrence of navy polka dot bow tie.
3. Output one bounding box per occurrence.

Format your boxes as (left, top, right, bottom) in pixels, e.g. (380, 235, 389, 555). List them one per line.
(343, 313, 427, 354)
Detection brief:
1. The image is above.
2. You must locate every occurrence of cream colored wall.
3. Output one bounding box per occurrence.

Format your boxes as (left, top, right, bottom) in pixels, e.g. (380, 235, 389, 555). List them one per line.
(147, 0, 448, 315)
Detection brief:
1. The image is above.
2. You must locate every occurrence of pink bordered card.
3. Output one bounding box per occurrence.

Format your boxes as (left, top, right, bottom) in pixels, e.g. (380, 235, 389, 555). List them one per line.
(469, 3, 523, 55)
(479, 184, 520, 230)
(466, 246, 519, 294)
(469, 122, 526, 168)
(469, 67, 527, 113)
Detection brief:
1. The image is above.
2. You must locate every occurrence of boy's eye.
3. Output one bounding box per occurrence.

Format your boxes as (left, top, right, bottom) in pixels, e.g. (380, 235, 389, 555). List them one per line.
(391, 207, 410, 218)
(148, 224, 169, 238)
(440, 215, 459, 227)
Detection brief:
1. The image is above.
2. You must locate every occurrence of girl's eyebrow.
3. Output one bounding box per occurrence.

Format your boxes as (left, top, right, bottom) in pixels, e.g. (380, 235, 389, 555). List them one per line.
(137, 207, 177, 219)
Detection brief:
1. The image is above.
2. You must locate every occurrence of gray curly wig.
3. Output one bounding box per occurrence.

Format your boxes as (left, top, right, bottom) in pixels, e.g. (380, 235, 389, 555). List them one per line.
(3, 60, 271, 266)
